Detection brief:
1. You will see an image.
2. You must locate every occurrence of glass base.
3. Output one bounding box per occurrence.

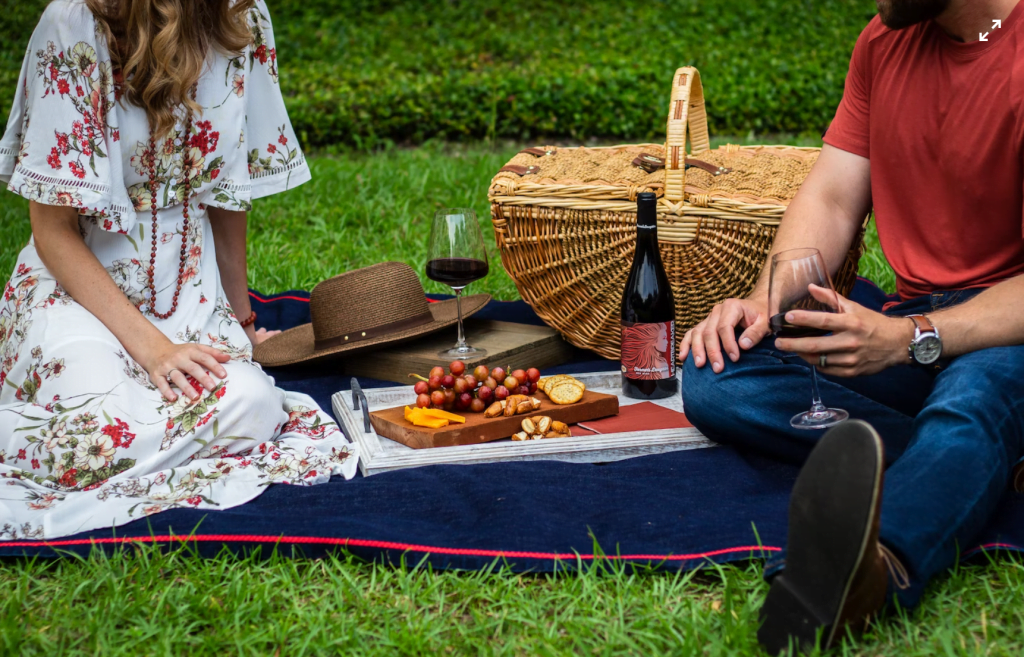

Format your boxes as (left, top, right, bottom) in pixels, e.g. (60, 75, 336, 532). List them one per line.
(790, 407, 849, 430)
(438, 345, 487, 360)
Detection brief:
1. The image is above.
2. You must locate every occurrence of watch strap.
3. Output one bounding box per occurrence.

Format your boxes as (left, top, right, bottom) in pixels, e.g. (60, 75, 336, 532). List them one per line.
(908, 314, 936, 335)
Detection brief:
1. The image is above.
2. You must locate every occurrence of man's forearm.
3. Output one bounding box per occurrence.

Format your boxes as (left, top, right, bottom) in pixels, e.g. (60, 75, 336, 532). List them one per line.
(928, 274, 1024, 357)
(748, 145, 872, 302)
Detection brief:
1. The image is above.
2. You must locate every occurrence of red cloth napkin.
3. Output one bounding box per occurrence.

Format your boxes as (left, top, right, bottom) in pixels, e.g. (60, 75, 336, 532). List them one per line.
(572, 401, 692, 436)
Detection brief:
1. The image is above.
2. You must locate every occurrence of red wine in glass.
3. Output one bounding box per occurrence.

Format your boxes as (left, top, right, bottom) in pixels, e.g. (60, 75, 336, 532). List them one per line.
(426, 208, 490, 359)
(426, 257, 489, 288)
(768, 313, 830, 339)
(768, 247, 848, 429)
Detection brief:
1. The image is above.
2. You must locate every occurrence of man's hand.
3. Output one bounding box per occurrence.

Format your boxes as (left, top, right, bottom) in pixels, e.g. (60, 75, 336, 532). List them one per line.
(775, 285, 915, 377)
(680, 297, 770, 373)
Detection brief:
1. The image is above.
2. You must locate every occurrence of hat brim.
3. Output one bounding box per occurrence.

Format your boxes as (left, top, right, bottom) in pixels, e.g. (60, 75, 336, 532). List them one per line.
(252, 294, 491, 367)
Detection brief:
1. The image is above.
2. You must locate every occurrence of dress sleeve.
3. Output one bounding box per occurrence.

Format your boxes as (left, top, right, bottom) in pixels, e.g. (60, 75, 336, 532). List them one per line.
(0, 1, 136, 233)
(822, 19, 875, 159)
(241, 0, 311, 200)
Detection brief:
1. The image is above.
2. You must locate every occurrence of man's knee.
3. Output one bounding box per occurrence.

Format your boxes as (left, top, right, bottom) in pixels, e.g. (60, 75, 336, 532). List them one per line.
(682, 354, 740, 436)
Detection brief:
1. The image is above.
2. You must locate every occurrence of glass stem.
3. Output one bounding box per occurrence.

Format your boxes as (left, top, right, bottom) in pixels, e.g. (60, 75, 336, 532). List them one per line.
(453, 286, 467, 349)
(809, 366, 827, 413)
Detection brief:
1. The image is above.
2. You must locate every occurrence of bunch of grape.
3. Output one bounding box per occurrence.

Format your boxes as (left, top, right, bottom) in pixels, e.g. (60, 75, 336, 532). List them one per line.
(412, 362, 542, 413)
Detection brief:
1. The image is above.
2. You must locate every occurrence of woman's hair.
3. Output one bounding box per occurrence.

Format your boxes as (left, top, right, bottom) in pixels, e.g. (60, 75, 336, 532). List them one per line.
(85, 0, 256, 137)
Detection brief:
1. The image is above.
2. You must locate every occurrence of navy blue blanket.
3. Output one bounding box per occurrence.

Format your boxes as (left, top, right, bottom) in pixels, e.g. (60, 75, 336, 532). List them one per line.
(3, 281, 1022, 570)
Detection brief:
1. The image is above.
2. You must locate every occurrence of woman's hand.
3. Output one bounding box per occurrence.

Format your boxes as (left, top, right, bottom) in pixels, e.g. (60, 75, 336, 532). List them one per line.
(775, 285, 915, 377)
(244, 325, 280, 345)
(141, 340, 231, 402)
(680, 296, 770, 373)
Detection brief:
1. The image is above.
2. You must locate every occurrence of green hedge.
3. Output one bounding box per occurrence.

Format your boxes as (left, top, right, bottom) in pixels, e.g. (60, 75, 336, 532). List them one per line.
(2, 0, 876, 148)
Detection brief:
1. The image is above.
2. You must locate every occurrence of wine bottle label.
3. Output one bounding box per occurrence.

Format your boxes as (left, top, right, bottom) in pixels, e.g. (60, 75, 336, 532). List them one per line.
(620, 320, 675, 380)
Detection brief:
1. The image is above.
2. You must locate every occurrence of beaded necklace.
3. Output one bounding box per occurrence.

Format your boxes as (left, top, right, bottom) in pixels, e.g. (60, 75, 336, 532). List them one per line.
(145, 84, 197, 320)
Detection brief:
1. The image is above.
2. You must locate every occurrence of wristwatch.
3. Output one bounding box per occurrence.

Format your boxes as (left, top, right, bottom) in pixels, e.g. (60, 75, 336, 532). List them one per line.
(907, 314, 942, 365)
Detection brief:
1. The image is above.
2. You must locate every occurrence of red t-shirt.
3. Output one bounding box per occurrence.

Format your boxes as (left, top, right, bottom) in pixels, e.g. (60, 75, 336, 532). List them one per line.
(825, 6, 1024, 300)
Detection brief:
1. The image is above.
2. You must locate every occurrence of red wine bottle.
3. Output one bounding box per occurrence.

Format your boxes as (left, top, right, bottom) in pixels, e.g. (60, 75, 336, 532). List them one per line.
(620, 192, 677, 399)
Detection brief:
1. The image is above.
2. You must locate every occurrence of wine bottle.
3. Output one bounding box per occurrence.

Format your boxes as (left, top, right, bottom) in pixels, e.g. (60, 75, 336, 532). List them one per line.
(620, 192, 678, 399)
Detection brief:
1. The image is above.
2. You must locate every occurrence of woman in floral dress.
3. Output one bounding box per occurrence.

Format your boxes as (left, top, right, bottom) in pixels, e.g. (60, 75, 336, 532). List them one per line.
(0, 0, 358, 540)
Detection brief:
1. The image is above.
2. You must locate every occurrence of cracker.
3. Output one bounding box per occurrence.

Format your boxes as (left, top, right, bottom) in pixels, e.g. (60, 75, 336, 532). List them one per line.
(548, 382, 584, 405)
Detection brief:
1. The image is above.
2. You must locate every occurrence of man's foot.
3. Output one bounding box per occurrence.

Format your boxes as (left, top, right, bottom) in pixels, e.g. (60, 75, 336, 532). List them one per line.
(757, 419, 891, 654)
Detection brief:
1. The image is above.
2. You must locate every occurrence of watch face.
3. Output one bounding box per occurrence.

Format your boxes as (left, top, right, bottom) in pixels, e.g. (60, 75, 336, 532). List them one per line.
(915, 336, 942, 364)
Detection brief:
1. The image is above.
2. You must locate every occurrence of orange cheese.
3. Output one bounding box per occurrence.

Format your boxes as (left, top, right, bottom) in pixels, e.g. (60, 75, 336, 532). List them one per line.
(416, 408, 466, 423)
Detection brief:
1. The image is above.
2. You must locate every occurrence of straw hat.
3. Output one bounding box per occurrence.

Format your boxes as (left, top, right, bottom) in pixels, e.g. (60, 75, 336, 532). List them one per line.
(253, 262, 490, 367)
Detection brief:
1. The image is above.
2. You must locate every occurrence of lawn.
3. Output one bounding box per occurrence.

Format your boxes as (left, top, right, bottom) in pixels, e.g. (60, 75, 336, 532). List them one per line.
(0, 143, 1017, 657)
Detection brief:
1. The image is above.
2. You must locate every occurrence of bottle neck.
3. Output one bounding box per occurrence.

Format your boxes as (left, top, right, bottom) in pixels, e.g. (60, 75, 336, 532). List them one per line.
(636, 214, 658, 247)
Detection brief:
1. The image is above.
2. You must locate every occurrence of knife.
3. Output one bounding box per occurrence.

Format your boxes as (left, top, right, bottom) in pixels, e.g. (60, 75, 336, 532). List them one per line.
(351, 377, 372, 433)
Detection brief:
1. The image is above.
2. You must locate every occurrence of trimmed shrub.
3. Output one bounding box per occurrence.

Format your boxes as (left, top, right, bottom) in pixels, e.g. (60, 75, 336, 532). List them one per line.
(2, 0, 876, 148)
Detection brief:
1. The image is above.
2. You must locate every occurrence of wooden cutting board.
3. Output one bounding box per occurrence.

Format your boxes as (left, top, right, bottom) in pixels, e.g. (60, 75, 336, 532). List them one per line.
(369, 389, 620, 449)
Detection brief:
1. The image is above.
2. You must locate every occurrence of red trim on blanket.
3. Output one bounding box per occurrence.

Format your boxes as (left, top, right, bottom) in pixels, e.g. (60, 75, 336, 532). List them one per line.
(248, 292, 441, 304)
(0, 533, 780, 560)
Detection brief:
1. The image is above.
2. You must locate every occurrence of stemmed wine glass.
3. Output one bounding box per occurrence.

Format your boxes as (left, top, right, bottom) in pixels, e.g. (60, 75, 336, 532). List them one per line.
(768, 247, 849, 430)
(426, 208, 490, 360)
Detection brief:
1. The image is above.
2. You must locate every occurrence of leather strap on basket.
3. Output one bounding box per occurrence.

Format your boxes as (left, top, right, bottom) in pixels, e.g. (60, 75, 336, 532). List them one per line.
(519, 147, 557, 157)
(633, 153, 730, 176)
(499, 164, 540, 176)
(664, 67, 712, 202)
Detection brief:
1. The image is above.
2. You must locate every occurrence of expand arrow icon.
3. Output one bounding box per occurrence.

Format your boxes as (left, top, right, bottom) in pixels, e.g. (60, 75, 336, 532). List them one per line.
(994, 19, 1002, 29)
(980, 32, 989, 41)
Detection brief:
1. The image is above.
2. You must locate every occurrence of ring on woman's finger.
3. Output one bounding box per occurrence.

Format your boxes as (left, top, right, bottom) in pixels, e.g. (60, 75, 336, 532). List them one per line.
(166, 368, 181, 383)
(819, 353, 828, 368)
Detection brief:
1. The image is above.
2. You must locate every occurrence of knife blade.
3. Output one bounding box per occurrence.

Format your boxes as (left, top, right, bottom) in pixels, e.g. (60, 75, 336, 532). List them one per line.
(351, 378, 371, 433)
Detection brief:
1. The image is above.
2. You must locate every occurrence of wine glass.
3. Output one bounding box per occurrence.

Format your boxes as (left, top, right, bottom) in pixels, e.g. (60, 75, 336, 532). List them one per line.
(768, 247, 849, 430)
(426, 208, 490, 360)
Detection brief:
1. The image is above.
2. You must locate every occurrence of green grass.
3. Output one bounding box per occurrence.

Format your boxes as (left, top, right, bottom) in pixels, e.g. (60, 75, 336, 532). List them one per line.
(2, 544, 1024, 655)
(0, 140, 998, 657)
(2, 0, 879, 148)
(0, 138, 896, 299)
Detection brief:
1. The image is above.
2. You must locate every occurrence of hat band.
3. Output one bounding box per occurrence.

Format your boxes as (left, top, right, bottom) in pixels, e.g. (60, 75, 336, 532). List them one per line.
(313, 311, 434, 351)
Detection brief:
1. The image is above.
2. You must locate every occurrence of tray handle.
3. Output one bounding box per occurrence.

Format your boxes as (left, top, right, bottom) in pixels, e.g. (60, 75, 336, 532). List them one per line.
(664, 67, 711, 202)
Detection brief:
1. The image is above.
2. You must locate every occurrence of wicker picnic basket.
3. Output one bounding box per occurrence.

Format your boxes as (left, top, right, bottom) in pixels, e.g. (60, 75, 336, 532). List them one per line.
(488, 66, 864, 360)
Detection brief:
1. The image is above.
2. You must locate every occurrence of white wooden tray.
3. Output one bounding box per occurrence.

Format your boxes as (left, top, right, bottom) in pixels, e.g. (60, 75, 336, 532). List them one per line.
(332, 371, 714, 477)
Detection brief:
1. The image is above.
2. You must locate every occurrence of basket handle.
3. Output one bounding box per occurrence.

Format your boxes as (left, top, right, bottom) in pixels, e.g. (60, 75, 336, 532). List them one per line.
(664, 67, 711, 202)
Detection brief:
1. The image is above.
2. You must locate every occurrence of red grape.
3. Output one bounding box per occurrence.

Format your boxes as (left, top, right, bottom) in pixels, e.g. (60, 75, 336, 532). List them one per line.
(473, 365, 489, 381)
(477, 386, 493, 402)
(454, 377, 469, 394)
(429, 366, 445, 380)
(494, 385, 509, 401)
(511, 369, 527, 383)
(430, 390, 445, 406)
(443, 389, 457, 405)
(491, 366, 506, 384)
(441, 374, 456, 389)
(458, 392, 473, 407)
(503, 376, 519, 390)
(463, 375, 477, 390)
(413, 381, 429, 395)
(416, 394, 431, 408)
(518, 385, 530, 396)
(469, 397, 486, 413)
(484, 377, 498, 390)
(427, 375, 442, 390)
(526, 368, 541, 383)
(449, 361, 466, 376)
(443, 399, 455, 411)
(528, 382, 538, 394)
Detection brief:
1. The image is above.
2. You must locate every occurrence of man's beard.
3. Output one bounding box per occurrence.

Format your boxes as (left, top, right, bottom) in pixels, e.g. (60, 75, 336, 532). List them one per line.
(876, 0, 951, 29)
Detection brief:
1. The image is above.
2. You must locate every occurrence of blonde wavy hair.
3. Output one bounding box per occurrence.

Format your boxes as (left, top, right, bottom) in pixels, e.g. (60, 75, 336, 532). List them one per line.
(85, 0, 256, 137)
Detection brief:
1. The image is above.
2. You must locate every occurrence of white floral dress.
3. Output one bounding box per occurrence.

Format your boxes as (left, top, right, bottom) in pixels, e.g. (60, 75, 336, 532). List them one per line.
(0, 0, 358, 540)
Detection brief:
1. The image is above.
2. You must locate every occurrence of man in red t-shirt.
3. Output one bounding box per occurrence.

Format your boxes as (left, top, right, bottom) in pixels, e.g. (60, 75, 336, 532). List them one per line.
(681, 0, 1024, 651)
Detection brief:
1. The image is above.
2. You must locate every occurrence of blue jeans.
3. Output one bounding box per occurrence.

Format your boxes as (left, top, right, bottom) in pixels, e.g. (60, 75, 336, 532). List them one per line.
(682, 288, 1024, 608)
